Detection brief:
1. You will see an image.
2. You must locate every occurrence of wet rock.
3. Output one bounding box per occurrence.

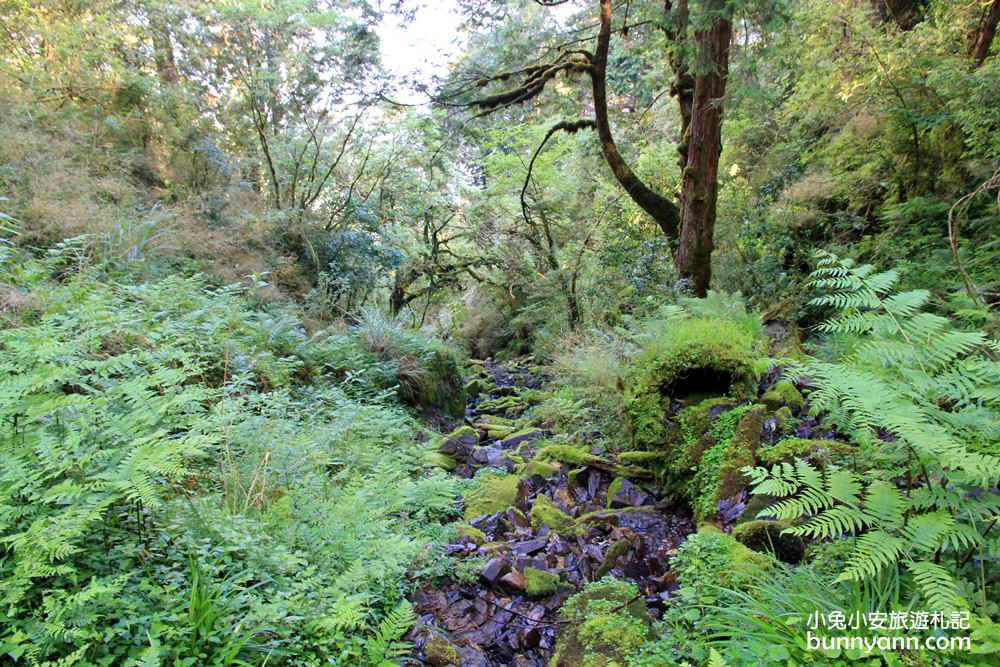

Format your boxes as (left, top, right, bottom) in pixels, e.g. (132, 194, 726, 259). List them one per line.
(505, 507, 531, 529)
(607, 478, 649, 509)
(511, 538, 547, 555)
(480, 556, 508, 584)
(500, 571, 526, 591)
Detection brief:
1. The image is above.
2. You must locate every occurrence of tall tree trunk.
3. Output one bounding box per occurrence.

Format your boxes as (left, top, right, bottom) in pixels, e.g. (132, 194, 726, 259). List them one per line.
(973, 0, 1000, 67)
(675, 2, 732, 297)
(663, 1, 694, 171)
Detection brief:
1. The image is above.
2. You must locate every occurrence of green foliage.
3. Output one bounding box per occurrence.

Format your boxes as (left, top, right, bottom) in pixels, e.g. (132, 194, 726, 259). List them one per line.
(0, 258, 455, 666)
(621, 298, 765, 450)
(352, 308, 467, 416)
(744, 253, 1000, 619)
(552, 578, 653, 667)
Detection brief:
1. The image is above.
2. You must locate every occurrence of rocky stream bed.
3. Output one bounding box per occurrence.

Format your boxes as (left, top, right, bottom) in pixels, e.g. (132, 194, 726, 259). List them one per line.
(408, 360, 698, 666)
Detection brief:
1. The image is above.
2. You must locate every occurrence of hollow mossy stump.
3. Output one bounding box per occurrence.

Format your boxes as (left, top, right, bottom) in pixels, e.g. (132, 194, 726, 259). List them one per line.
(622, 320, 760, 450)
(732, 519, 805, 564)
(551, 578, 654, 667)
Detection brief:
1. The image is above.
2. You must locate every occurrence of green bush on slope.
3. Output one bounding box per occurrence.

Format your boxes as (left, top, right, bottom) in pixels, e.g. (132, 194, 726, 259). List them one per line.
(0, 253, 457, 666)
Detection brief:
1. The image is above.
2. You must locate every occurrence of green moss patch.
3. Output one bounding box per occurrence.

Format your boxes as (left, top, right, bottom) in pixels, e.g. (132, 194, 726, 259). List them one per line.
(426, 451, 456, 471)
(530, 493, 574, 532)
(523, 458, 562, 478)
(454, 523, 487, 545)
(536, 443, 596, 466)
(422, 634, 459, 666)
(552, 578, 653, 667)
(523, 567, 560, 598)
(758, 437, 853, 466)
(463, 473, 522, 520)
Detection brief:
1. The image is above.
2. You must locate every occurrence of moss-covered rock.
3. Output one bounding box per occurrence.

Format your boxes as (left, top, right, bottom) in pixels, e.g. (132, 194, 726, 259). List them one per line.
(530, 493, 574, 532)
(523, 458, 561, 478)
(446, 425, 479, 441)
(454, 523, 487, 545)
(715, 405, 765, 500)
(771, 405, 795, 435)
(423, 634, 459, 667)
(426, 452, 456, 471)
(732, 519, 805, 564)
(500, 428, 544, 446)
(761, 379, 805, 413)
(477, 395, 528, 416)
(523, 567, 560, 598)
(551, 578, 653, 667)
(474, 422, 515, 439)
(621, 317, 762, 450)
(758, 437, 853, 466)
(463, 473, 522, 520)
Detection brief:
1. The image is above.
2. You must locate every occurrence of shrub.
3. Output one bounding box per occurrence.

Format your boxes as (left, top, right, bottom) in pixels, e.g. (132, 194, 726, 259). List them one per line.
(351, 308, 466, 416)
(744, 253, 1000, 619)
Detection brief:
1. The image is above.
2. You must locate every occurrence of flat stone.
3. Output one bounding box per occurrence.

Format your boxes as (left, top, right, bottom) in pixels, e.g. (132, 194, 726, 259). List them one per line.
(500, 571, 526, 591)
(480, 556, 508, 584)
(511, 538, 547, 555)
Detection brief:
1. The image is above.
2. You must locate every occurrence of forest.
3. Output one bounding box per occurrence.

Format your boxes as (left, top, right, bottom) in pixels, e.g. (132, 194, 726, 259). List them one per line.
(0, 0, 999, 665)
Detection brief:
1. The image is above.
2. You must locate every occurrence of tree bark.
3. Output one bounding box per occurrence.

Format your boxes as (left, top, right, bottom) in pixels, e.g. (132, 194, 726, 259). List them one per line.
(973, 0, 1000, 67)
(592, 0, 681, 241)
(675, 1, 732, 297)
(663, 1, 694, 171)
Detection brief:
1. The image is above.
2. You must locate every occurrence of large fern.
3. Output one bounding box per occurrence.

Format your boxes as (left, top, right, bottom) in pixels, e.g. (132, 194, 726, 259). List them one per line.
(745, 252, 1000, 613)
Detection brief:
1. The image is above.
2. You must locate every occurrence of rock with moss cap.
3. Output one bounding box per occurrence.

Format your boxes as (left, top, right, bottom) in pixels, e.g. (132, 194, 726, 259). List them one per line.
(454, 523, 487, 545)
(758, 436, 853, 466)
(761, 379, 805, 413)
(551, 578, 653, 667)
(439, 425, 479, 460)
(522, 457, 561, 478)
(530, 493, 574, 532)
(523, 566, 560, 598)
(463, 472, 522, 520)
(422, 634, 459, 667)
(732, 519, 805, 564)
